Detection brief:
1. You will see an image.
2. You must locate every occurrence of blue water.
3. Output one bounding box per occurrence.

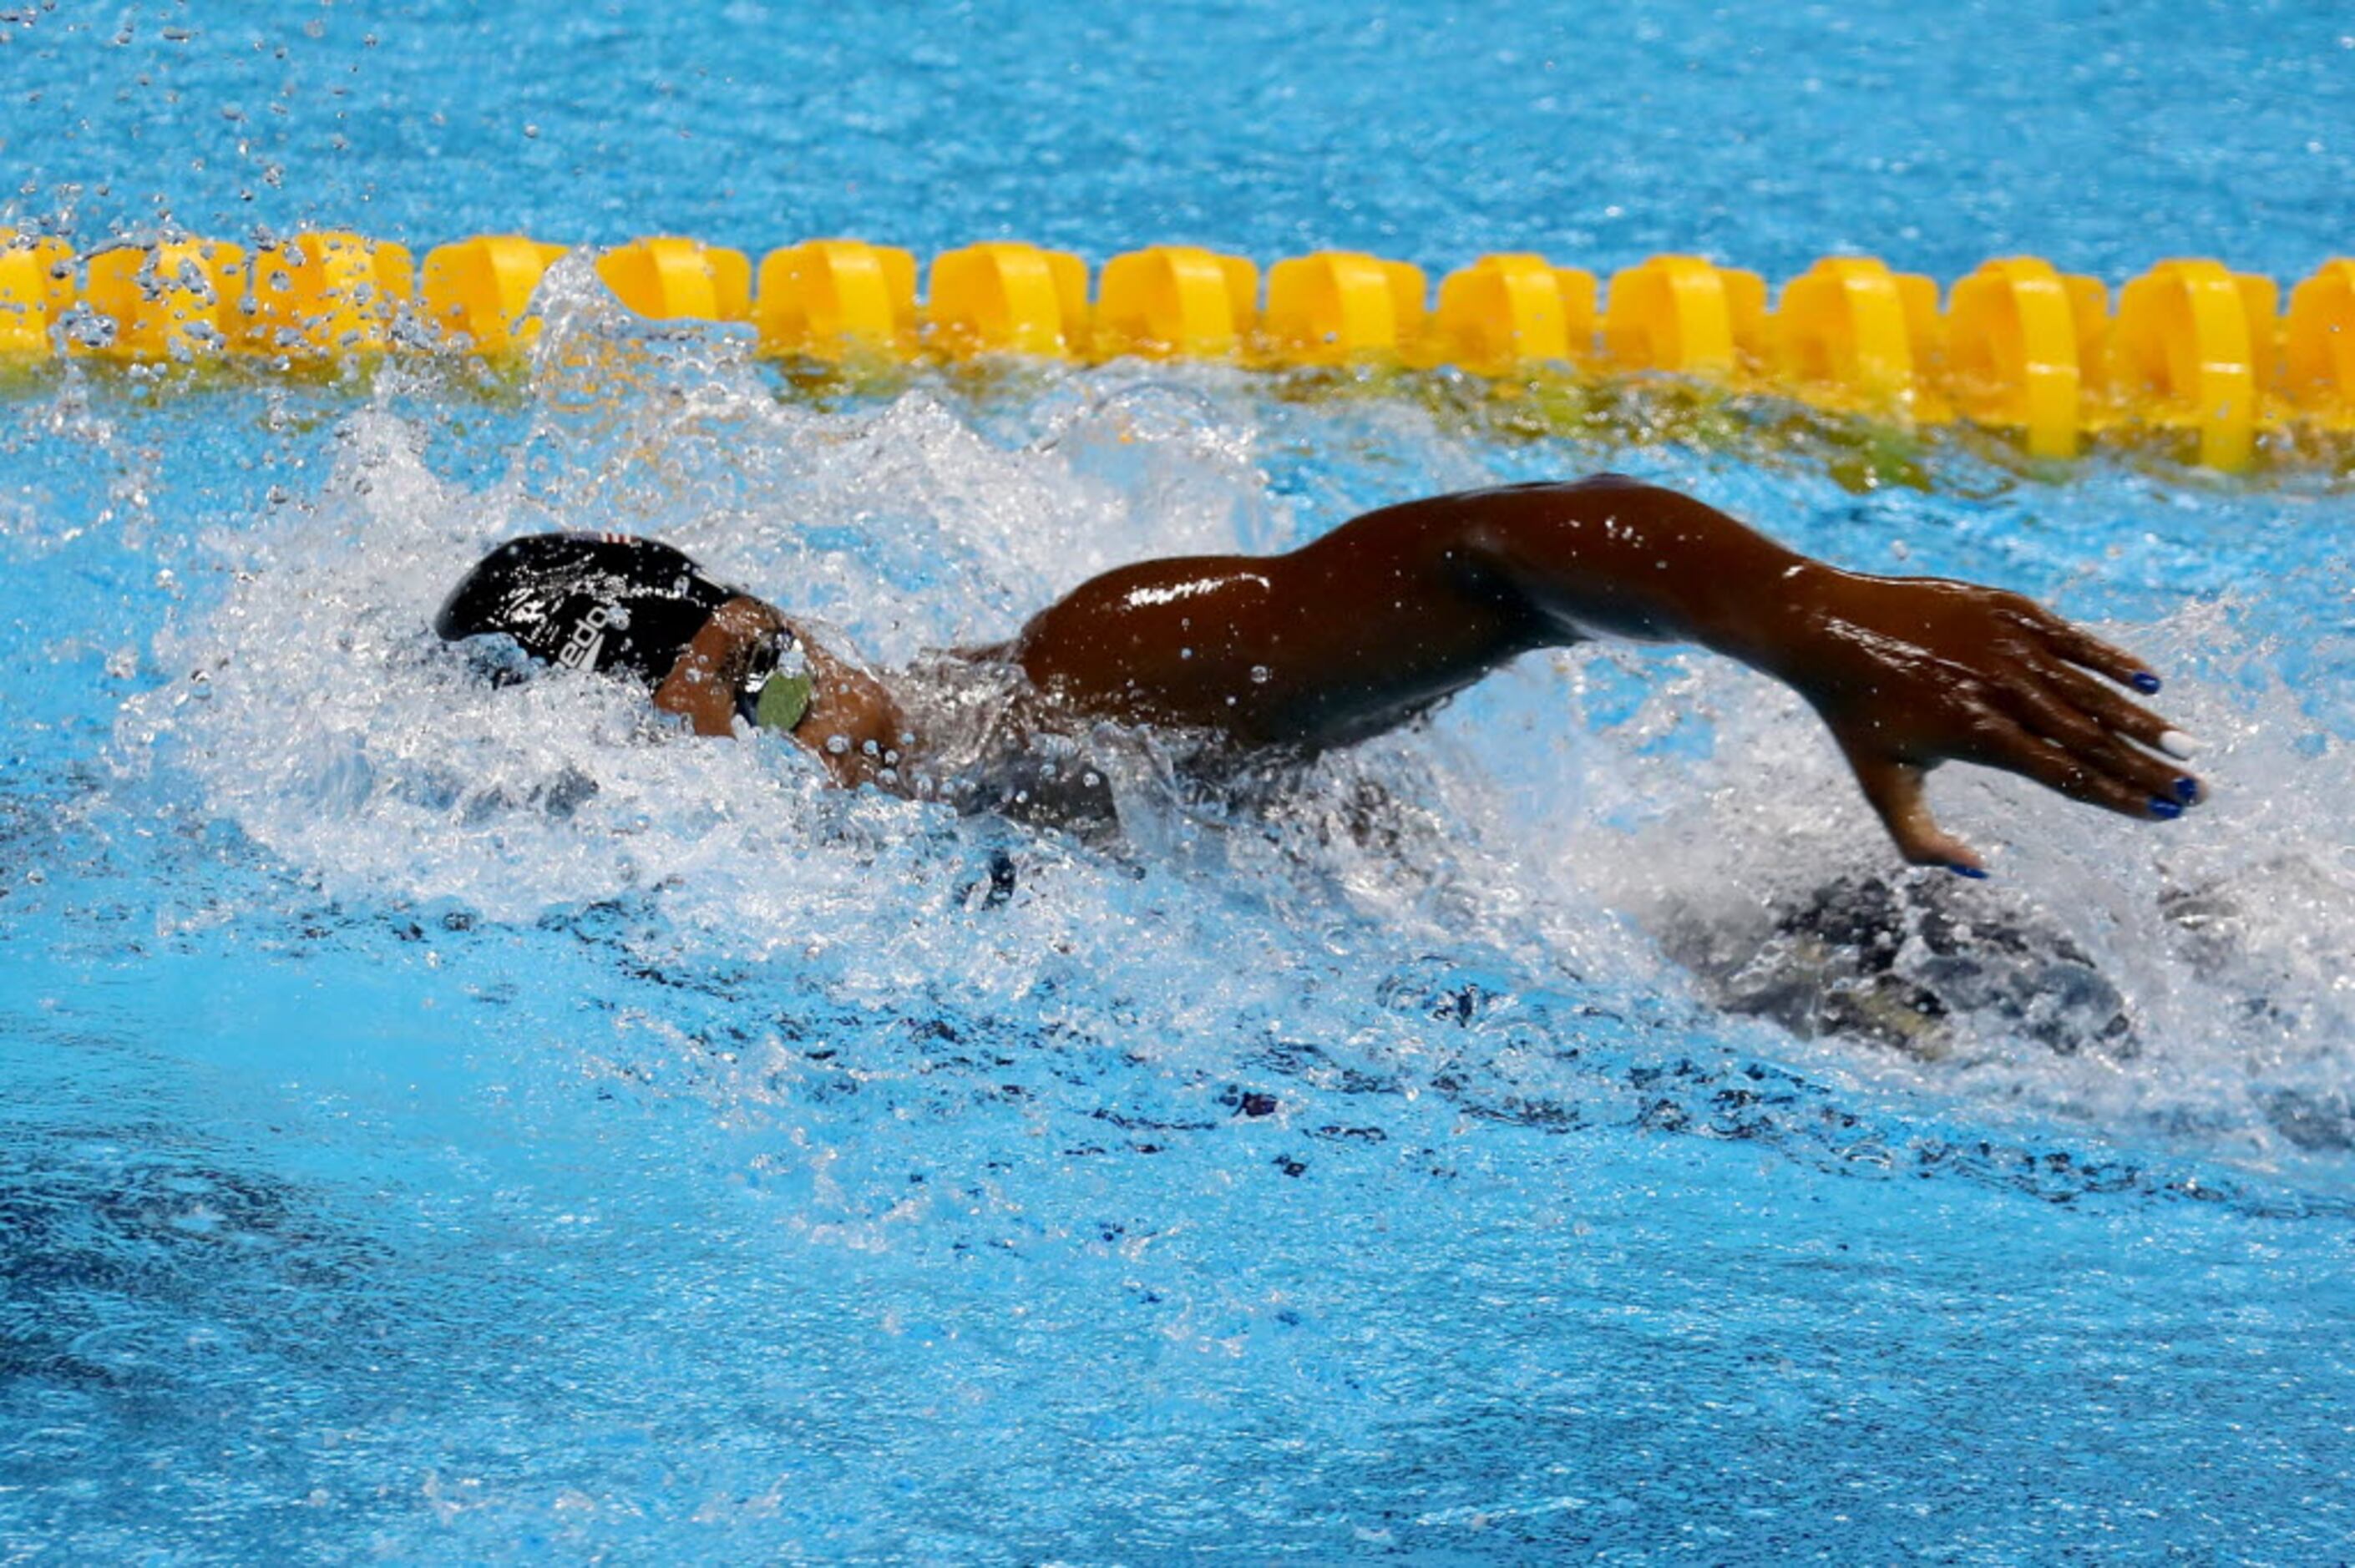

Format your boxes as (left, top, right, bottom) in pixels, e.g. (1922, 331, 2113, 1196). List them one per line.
(5, 3, 2354, 1561)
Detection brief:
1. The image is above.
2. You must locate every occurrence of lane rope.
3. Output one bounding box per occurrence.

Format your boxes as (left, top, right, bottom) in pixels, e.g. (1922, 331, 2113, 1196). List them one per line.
(3, 230, 2349, 469)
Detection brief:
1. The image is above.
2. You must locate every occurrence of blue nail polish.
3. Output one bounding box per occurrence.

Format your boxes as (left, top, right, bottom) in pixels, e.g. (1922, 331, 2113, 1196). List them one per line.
(1947, 862, 1989, 879)
(2149, 797, 2182, 820)
(2131, 671, 2163, 695)
(2174, 776, 2200, 804)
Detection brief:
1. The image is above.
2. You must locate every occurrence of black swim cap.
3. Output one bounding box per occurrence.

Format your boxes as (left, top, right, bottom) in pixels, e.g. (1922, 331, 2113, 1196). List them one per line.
(435, 534, 740, 688)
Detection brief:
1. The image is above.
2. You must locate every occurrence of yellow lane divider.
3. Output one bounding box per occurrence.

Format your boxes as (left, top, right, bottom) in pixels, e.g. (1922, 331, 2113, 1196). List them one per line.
(1095, 244, 1256, 361)
(421, 235, 568, 354)
(2, 228, 2349, 470)
(1603, 255, 1766, 384)
(1947, 258, 2105, 458)
(757, 239, 919, 360)
(0, 234, 72, 357)
(2288, 259, 2355, 436)
(1433, 253, 1596, 377)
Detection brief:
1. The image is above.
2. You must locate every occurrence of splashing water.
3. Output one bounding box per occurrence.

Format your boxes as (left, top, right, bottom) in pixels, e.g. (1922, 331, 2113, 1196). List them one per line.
(89, 266, 2355, 1190)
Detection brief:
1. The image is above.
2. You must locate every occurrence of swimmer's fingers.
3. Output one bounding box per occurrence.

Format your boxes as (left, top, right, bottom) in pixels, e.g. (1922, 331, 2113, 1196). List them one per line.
(2037, 660, 2199, 764)
(2009, 640, 2207, 798)
(2012, 602, 2158, 691)
(1989, 670, 2199, 810)
(1833, 734, 1984, 874)
(1961, 707, 2185, 822)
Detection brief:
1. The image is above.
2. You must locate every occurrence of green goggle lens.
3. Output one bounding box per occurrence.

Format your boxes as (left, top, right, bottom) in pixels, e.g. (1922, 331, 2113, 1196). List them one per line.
(751, 670, 813, 732)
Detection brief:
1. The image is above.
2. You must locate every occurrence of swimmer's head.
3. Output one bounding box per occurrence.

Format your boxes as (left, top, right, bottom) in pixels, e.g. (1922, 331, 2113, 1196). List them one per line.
(435, 534, 737, 689)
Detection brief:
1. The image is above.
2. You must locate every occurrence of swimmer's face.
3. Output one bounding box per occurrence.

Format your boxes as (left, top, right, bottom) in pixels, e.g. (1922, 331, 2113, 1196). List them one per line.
(646, 594, 804, 736)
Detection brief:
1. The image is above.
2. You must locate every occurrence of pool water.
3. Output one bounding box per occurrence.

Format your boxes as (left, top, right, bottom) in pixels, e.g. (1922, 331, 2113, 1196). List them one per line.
(4, 3, 2354, 1560)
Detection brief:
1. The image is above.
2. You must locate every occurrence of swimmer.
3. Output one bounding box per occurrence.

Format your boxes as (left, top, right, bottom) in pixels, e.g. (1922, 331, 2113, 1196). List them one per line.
(435, 475, 2204, 873)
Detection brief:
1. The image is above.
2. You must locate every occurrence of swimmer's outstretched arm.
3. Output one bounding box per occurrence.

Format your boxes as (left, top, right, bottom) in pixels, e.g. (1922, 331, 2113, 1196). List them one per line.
(1006, 476, 2201, 872)
(1466, 480, 2203, 872)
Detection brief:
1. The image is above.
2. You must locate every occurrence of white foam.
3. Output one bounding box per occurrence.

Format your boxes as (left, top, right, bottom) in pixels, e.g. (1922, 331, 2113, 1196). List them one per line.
(1489, 604, 2355, 1164)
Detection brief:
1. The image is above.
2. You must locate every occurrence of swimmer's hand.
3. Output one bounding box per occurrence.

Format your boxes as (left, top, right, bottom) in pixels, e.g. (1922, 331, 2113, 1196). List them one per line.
(1769, 567, 2201, 874)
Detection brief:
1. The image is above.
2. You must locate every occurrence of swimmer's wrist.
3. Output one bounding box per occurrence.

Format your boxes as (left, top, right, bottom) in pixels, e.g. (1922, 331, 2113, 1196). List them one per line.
(1710, 556, 1847, 680)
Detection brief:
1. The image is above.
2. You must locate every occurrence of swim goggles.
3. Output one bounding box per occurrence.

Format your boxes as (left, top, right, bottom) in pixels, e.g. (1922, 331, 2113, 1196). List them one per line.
(734, 626, 814, 733)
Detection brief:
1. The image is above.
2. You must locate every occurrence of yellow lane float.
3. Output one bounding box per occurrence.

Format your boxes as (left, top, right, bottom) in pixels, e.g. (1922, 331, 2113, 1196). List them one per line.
(4, 228, 2350, 470)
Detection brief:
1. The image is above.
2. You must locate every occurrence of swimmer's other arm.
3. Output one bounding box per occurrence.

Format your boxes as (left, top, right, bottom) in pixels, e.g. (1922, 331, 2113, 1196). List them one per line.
(1007, 477, 2201, 873)
(655, 596, 904, 788)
